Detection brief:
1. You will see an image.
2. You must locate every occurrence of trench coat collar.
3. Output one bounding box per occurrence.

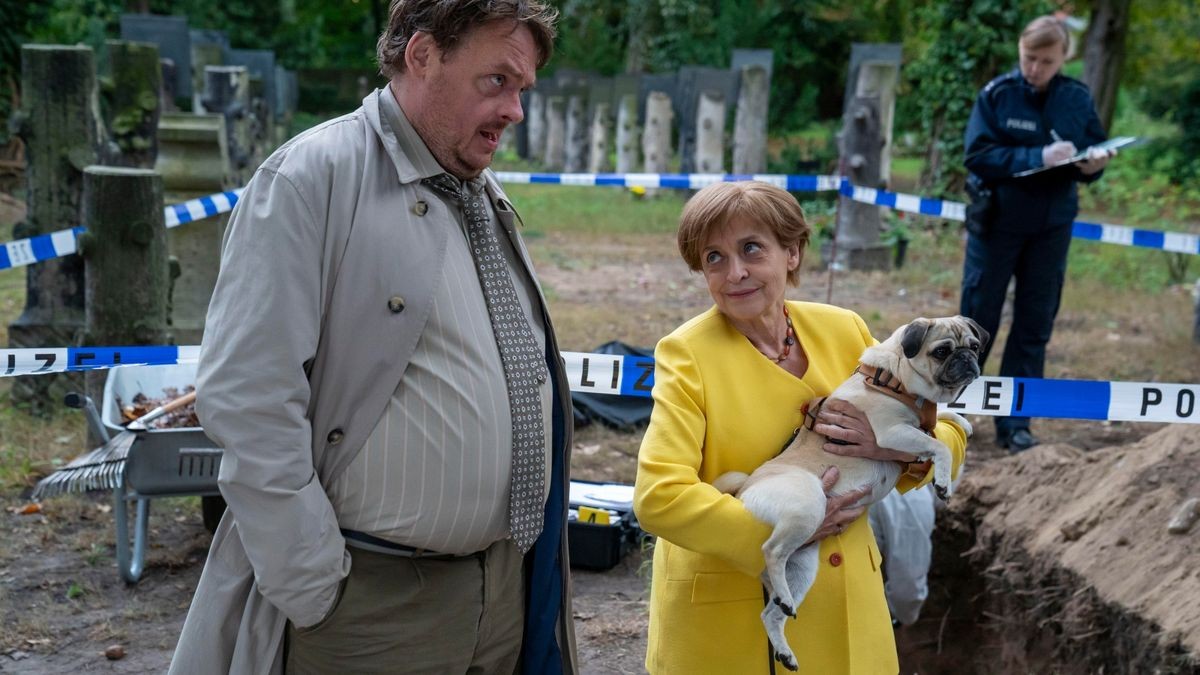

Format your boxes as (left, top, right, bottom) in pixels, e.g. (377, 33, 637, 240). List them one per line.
(365, 86, 447, 185)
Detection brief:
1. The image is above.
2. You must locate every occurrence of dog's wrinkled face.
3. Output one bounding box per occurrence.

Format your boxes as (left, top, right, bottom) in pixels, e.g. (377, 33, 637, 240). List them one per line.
(899, 316, 989, 399)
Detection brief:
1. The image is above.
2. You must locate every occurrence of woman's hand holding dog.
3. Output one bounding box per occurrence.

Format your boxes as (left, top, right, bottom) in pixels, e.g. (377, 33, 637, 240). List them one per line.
(814, 398, 920, 464)
(805, 467, 873, 544)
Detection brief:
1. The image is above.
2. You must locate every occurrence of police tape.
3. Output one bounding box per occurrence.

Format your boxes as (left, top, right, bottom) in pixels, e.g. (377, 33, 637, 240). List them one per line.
(165, 189, 244, 228)
(5, 174, 1198, 271)
(0, 189, 245, 271)
(3, 344, 1198, 425)
(491, 172, 844, 192)
(839, 182, 1200, 256)
(2, 227, 86, 270)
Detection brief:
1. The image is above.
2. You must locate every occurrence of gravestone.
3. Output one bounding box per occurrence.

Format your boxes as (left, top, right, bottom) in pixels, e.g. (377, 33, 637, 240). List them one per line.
(79, 166, 169, 403)
(189, 29, 227, 114)
(543, 94, 566, 171)
(7, 45, 101, 411)
(674, 67, 737, 174)
(613, 74, 640, 173)
(694, 90, 726, 173)
(586, 77, 614, 173)
(731, 49, 773, 174)
(202, 65, 252, 186)
(100, 39, 162, 169)
(120, 14, 191, 101)
(525, 88, 546, 163)
(155, 113, 231, 346)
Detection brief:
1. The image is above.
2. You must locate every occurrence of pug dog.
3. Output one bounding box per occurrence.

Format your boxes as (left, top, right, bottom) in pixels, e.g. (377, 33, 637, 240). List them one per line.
(712, 315, 987, 671)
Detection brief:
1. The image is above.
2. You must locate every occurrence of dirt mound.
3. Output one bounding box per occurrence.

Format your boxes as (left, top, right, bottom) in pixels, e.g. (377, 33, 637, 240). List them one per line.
(902, 426, 1200, 673)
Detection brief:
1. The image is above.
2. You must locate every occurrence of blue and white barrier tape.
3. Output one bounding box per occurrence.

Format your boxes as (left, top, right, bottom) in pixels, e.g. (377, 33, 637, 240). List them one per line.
(165, 189, 244, 228)
(5, 175, 1198, 271)
(4, 344, 1198, 425)
(0, 189, 244, 271)
(1, 226, 86, 270)
(492, 172, 843, 192)
(839, 181, 1200, 256)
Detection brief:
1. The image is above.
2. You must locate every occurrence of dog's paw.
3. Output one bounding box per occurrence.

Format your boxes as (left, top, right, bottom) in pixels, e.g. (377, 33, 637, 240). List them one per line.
(773, 597, 797, 618)
(776, 652, 799, 671)
(935, 482, 951, 501)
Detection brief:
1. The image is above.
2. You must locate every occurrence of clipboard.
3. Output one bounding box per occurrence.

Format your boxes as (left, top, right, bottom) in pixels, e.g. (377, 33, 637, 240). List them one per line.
(1012, 136, 1140, 177)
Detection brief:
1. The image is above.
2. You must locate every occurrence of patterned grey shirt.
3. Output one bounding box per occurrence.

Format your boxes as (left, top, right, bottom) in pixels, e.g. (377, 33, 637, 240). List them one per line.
(325, 87, 552, 555)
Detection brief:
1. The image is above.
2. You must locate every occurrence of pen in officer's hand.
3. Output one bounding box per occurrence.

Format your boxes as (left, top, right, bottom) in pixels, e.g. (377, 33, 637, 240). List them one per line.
(1050, 129, 1064, 143)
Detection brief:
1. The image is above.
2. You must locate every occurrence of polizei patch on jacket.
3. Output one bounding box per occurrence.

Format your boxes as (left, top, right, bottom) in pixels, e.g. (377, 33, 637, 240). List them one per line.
(1005, 118, 1038, 131)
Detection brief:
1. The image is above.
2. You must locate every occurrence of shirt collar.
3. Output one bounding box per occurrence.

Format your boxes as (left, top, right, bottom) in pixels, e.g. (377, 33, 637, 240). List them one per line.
(377, 84, 451, 184)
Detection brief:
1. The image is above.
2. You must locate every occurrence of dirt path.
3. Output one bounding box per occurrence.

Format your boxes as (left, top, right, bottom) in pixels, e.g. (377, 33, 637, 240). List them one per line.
(4, 228, 1197, 671)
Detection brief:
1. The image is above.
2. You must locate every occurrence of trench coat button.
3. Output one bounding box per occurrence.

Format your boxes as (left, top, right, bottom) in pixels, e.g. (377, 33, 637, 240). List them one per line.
(387, 296, 406, 313)
(829, 552, 843, 567)
(327, 428, 344, 445)
(414, 200, 428, 216)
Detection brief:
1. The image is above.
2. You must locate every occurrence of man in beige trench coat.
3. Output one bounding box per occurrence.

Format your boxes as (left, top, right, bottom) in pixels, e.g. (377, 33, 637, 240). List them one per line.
(169, 1, 577, 673)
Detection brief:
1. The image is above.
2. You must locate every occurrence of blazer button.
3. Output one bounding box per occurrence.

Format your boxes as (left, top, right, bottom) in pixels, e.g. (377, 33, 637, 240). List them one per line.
(828, 552, 843, 567)
(387, 296, 406, 313)
(327, 428, 344, 445)
(414, 200, 428, 216)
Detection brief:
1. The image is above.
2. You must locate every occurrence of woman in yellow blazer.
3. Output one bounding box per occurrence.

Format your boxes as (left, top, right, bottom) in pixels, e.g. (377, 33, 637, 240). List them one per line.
(633, 181, 967, 673)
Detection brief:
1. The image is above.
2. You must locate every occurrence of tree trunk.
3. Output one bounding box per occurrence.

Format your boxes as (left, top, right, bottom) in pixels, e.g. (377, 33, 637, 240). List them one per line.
(1082, 0, 1131, 133)
(80, 166, 169, 403)
(733, 64, 769, 174)
(8, 45, 101, 413)
(694, 91, 725, 174)
(102, 39, 161, 169)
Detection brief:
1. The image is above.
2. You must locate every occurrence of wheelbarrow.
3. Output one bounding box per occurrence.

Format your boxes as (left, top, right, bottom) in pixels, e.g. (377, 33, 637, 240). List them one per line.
(67, 363, 225, 583)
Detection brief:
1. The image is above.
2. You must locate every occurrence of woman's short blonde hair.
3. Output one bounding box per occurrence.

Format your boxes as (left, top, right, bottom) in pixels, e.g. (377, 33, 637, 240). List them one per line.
(1020, 15, 1070, 53)
(677, 181, 811, 287)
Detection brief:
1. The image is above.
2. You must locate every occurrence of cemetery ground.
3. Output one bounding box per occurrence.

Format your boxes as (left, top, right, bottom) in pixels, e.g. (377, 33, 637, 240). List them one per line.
(2, 184, 1200, 672)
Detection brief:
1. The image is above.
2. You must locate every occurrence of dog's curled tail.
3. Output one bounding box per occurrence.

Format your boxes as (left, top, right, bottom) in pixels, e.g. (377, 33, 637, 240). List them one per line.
(712, 471, 749, 495)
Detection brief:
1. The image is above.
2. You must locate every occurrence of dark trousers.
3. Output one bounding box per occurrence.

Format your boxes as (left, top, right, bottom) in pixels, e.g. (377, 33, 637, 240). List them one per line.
(959, 223, 1073, 438)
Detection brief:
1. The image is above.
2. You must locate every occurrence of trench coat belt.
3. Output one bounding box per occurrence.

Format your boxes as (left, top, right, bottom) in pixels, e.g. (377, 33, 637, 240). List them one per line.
(340, 528, 483, 560)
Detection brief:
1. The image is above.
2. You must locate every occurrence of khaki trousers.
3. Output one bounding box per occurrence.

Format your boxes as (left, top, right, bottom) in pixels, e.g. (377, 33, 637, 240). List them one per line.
(285, 539, 525, 674)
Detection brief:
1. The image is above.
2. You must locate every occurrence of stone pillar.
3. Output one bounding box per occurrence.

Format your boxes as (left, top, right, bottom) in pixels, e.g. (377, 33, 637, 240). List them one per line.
(526, 91, 546, 164)
(830, 96, 890, 271)
(543, 96, 566, 172)
(733, 64, 769, 174)
(615, 93, 639, 174)
(202, 65, 251, 186)
(190, 41, 224, 114)
(587, 102, 611, 173)
(7, 45, 101, 412)
(694, 91, 726, 174)
(79, 166, 169, 402)
(564, 92, 587, 173)
(642, 91, 673, 176)
(155, 113, 231, 346)
(160, 58, 179, 112)
(101, 39, 162, 169)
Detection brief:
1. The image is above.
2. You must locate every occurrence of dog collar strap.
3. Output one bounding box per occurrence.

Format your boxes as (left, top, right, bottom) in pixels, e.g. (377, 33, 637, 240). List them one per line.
(853, 364, 938, 436)
(800, 397, 854, 445)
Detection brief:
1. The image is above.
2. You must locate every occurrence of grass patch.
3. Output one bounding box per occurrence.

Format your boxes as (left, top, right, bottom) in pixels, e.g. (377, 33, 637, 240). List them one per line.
(502, 183, 686, 236)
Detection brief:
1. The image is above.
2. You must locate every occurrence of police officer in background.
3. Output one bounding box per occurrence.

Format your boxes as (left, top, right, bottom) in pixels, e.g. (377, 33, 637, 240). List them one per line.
(960, 14, 1113, 452)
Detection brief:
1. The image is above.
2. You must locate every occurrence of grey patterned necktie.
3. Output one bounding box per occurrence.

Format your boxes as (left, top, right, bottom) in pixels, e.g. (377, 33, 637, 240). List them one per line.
(423, 173, 547, 552)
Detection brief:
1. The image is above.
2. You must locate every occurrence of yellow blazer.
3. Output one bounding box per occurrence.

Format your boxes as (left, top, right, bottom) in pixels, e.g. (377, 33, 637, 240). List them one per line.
(634, 302, 966, 674)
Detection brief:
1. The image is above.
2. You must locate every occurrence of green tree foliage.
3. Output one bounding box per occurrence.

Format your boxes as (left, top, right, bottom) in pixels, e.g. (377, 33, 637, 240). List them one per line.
(551, 0, 907, 132)
(902, 0, 1052, 196)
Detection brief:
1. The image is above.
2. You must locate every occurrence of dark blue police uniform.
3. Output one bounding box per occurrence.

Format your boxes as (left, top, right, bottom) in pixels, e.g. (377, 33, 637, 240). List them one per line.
(960, 68, 1107, 446)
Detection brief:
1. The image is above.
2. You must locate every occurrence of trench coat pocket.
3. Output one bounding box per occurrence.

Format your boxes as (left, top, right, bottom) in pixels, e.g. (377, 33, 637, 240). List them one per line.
(294, 573, 350, 635)
(691, 572, 763, 605)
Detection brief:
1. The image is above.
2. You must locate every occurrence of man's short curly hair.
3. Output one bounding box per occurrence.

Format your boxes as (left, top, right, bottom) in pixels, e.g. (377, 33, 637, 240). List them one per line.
(376, 0, 558, 79)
